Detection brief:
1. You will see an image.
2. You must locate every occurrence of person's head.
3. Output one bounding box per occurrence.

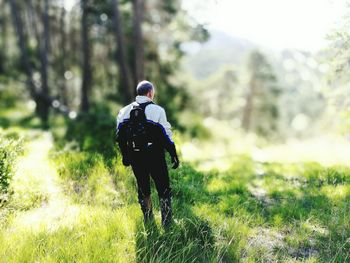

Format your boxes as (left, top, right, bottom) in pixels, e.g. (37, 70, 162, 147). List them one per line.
(136, 80, 155, 100)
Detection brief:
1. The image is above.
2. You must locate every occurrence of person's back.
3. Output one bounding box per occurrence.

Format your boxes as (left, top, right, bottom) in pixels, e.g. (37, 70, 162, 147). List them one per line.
(116, 80, 179, 227)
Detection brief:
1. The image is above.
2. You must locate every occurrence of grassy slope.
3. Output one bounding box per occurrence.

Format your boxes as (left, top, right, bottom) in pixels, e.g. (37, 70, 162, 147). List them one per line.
(0, 123, 349, 262)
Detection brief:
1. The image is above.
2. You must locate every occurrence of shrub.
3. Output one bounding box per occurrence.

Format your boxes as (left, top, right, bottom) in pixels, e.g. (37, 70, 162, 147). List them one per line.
(64, 103, 119, 164)
(0, 83, 21, 109)
(0, 131, 22, 204)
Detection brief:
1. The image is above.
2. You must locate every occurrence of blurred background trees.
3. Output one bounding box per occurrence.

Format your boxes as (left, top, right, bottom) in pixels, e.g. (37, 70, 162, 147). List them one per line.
(1, 0, 208, 124)
(0, 0, 348, 145)
(242, 50, 280, 136)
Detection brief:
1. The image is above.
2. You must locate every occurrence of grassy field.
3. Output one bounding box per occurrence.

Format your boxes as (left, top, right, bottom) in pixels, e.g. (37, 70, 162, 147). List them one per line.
(0, 115, 349, 262)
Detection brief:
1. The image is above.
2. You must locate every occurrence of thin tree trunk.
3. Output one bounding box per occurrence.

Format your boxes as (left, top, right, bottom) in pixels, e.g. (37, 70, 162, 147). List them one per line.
(132, 0, 144, 86)
(112, 0, 134, 103)
(0, 0, 7, 74)
(0, 53, 4, 75)
(242, 77, 257, 131)
(81, 0, 92, 112)
(27, 0, 41, 47)
(8, 0, 37, 98)
(26, 0, 51, 127)
(36, 0, 50, 126)
(59, 0, 68, 105)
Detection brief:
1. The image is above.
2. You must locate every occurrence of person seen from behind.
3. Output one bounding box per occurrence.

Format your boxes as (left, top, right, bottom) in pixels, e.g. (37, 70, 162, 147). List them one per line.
(116, 80, 180, 228)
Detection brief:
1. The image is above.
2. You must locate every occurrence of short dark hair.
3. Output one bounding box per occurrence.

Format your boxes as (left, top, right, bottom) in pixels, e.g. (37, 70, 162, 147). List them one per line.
(136, 80, 154, 95)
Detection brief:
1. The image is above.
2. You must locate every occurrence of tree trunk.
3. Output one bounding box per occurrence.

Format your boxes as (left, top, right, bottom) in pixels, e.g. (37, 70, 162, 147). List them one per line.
(242, 77, 257, 131)
(0, 52, 4, 75)
(59, 0, 68, 105)
(81, 0, 92, 112)
(132, 0, 144, 86)
(37, 0, 50, 127)
(112, 0, 134, 103)
(27, 0, 41, 47)
(8, 0, 37, 98)
(0, 0, 7, 74)
(25, 0, 51, 127)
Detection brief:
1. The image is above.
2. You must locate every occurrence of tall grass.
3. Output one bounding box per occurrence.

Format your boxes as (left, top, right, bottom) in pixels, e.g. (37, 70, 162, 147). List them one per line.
(53, 150, 123, 207)
(0, 128, 349, 262)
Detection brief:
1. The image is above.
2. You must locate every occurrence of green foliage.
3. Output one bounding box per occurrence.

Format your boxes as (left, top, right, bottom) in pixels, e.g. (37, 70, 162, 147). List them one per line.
(177, 112, 211, 139)
(0, 84, 20, 109)
(187, 65, 239, 120)
(64, 103, 119, 162)
(9, 178, 49, 211)
(328, 22, 350, 82)
(3, 131, 50, 211)
(0, 131, 22, 203)
(244, 50, 281, 137)
(321, 13, 350, 135)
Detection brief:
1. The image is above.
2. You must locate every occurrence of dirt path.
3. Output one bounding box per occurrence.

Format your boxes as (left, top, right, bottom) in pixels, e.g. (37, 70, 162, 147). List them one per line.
(9, 132, 80, 232)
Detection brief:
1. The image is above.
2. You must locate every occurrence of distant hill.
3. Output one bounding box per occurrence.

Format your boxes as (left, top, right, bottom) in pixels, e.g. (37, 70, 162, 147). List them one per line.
(180, 29, 329, 136)
(181, 30, 256, 79)
(181, 29, 327, 84)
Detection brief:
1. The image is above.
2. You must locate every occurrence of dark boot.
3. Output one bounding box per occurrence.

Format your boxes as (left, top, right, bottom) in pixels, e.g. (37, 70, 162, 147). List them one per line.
(139, 195, 154, 224)
(160, 196, 172, 228)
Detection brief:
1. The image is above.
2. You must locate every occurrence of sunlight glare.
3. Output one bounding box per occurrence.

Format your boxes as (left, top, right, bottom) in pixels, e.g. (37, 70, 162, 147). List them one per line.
(63, 0, 76, 11)
(182, 0, 348, 51)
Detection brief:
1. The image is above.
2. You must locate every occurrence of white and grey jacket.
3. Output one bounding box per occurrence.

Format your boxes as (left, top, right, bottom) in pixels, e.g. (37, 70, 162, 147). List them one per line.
(116, 96, 178, 161)
(116, 95, 173, 143)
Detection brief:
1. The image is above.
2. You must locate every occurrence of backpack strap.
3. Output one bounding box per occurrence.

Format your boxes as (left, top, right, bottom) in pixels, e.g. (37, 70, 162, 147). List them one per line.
(138, 101, 154, 111)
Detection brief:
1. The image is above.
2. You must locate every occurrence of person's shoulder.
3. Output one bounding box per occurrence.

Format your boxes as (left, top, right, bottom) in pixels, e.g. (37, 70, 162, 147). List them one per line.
(118, 103, 135, 118)
(119, 102, 135, 113)
(148, 103, 165, 112)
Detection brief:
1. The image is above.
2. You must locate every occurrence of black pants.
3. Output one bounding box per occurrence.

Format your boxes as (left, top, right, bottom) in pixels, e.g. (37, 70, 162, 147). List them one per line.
(130, 145, 171, 200)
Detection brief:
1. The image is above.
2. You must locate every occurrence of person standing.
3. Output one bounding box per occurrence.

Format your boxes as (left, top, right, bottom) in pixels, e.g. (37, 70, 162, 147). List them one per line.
(116, 80, 179, 227)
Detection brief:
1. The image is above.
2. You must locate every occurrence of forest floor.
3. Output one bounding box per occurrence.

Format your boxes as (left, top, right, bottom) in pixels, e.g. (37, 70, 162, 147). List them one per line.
(0, 118, 349, 262)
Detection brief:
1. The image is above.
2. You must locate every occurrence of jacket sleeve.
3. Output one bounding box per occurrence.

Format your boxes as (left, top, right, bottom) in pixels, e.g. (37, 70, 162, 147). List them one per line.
(158, 108, 173, 143)
(116, 110, 124, 135)
(165, 140, 178, 159)
(116, 121, 129, 161)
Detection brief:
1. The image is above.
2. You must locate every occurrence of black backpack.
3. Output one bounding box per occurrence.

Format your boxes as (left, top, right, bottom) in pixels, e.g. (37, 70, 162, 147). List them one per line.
(126, 101, 154, 152)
